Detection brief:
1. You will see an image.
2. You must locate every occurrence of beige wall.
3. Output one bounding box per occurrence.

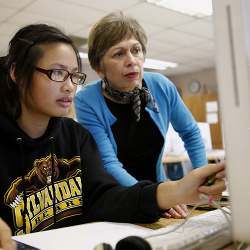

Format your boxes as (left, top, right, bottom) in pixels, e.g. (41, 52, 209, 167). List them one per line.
(168, 67, 218, 96)
(167, 67, 223, 149)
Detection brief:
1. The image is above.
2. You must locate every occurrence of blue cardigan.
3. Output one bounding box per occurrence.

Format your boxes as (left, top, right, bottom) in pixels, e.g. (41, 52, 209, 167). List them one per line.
(75, 72, 207, 186)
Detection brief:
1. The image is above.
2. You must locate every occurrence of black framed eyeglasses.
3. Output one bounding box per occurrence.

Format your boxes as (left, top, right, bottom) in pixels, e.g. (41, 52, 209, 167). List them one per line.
(35, 67, 87, 85)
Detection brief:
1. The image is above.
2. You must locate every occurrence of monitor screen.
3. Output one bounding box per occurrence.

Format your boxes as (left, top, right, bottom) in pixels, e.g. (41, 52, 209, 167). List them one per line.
(213, 0, 250, 243)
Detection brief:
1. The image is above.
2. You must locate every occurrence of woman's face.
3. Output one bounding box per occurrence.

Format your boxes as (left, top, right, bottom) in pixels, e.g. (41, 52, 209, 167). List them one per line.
(97, 37, 145, 92)
(22, 42, 78, 120)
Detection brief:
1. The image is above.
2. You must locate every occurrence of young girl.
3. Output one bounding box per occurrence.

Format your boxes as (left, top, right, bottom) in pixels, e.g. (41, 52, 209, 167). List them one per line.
(0, 24, 225, 250)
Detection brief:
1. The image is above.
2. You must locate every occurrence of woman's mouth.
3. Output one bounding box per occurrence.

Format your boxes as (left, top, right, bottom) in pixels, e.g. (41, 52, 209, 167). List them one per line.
(125, 72, 139, 79)
(56, 97, 72, 108)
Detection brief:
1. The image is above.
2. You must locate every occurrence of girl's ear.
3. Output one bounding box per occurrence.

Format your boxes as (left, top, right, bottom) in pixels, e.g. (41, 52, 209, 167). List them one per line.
(9, 63, 16, 83)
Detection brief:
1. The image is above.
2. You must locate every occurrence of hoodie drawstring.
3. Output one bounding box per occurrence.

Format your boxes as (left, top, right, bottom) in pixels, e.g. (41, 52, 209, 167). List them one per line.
(49, 136, 57, 229)
(16, 137, 28, 234)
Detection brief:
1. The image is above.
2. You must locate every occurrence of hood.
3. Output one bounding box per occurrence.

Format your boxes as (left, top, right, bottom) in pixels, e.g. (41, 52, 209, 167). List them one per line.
(0, 113, 61, 147)
(0, 113, 62, 234)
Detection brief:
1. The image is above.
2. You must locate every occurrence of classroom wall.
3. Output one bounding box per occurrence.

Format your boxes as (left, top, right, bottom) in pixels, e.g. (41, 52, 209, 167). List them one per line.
(168, 67, 223, 149)
(168, 67, 217, 96)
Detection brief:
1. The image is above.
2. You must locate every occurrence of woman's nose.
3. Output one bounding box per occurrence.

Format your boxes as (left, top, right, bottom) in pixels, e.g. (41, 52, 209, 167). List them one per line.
(125, 52, 137, 66)
(62, 76, 75, 93)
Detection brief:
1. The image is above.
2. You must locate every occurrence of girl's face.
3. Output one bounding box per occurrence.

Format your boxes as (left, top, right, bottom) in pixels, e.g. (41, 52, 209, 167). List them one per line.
(97, 37, 145, 92)
(22, 42, 78, 120)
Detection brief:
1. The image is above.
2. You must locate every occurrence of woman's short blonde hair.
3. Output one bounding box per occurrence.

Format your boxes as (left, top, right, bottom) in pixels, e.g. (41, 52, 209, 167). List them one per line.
(88, 11, 147, 71)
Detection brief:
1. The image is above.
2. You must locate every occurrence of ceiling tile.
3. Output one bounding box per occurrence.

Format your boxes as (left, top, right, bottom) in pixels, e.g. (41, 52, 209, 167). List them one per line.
(8, 12, 85, 34)
(61, 0, 141, 12)
(174, 19, 214, 39)
(0, 22, 19, 36)
(154, 29, 207, 47)
(0, 35, 10, 55)
(24, 0, 104, 25)
(147, 39, 181, 53)
(145, 50, 160, 59)
(0, 23, 19, 52)
(195, 41, 215, 53)
(140, 21, 165, 37)
(203, 16, 213, 22)
(71, 26, 92, 40)
(0, 7, 16, 22)
(154, 52, 190, 65)
(168, 47, 213, 60)
(125, 2, 194, 28)
(0, 0, 33, 9)
(189, 58, 215, 67)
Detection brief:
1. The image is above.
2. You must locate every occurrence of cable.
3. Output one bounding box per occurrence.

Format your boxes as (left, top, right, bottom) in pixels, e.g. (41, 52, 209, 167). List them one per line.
(199, 194, 231, 225)
(145, 194, 231, 241)
(145, 201, 206, 240)
(94, 195, 232, 250)
(236, 242, 250, 250)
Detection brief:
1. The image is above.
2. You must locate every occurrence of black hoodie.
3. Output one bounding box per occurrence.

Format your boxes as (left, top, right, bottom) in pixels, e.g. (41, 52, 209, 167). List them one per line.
(0, 114, 161, 236)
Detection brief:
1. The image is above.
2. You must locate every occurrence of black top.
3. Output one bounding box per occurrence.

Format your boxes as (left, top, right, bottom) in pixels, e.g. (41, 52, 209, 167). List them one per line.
(105, 97, 164, 183)
(0, 114, 161, 235)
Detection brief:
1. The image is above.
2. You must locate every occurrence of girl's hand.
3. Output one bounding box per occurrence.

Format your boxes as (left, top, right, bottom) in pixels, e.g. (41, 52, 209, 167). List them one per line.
(0, 218, 16, 250)
(162, 204, 189, 219)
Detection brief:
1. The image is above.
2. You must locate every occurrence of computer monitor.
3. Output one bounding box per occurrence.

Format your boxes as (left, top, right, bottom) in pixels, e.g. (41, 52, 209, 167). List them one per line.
(213, 0, 250, 243)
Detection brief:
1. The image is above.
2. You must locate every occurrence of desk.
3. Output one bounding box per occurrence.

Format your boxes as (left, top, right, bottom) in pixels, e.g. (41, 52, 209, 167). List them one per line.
(162, 149, 225, 164)
(162, 150, 225, 180)
(13, 208, 234, 250)
(137, 207, 206, 230)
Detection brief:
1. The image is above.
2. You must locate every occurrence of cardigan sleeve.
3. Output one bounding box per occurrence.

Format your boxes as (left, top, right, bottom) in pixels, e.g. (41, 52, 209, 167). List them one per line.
(167, 79, 208, 168)
(144, 72, 207, 168)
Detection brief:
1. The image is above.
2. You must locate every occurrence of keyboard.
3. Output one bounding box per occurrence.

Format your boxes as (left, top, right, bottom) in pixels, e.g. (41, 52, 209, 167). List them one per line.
(15, 240, 40, 250)
(145, 209, 232, 250)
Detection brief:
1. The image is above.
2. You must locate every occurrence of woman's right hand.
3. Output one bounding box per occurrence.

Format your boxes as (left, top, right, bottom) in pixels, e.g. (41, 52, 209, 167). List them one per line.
(178, 163, 226, 204)
(0, 218, 16, 250)
(157, 163, 226, 210)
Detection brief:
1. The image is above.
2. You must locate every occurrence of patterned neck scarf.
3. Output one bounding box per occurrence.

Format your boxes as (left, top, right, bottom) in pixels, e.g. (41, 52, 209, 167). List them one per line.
(103, 78, 159, 122)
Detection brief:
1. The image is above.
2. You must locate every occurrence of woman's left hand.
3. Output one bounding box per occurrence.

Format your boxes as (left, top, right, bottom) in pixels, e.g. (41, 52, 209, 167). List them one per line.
(162, 204, 189, 219)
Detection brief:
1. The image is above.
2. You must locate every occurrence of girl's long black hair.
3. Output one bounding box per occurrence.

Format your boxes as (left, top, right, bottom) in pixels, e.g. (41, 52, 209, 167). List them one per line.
(0, 24, 81, 120)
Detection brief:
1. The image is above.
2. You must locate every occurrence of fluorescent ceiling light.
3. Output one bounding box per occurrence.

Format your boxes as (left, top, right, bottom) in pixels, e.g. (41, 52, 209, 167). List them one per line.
(146, 0, 213, 17)
(144, 58, 178, 70)
(79, 52, 88, 59)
